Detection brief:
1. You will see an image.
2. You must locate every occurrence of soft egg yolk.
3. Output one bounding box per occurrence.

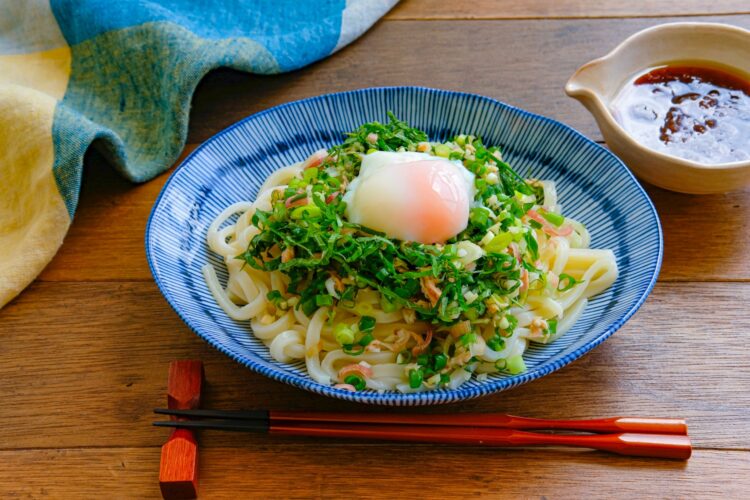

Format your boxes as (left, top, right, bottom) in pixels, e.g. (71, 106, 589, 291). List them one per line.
(344, 152, 475, 244)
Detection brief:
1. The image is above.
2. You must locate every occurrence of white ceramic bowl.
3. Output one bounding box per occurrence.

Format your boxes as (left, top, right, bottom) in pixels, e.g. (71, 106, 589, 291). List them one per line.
(566, 22, 750, 194)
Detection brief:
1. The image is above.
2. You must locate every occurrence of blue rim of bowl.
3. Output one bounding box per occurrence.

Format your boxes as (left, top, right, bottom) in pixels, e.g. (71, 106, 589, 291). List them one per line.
(145, 86, 663, 405)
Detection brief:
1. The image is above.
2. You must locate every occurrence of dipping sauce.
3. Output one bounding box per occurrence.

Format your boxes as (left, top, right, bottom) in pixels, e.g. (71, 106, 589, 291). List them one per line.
(611, 63, 750, 164)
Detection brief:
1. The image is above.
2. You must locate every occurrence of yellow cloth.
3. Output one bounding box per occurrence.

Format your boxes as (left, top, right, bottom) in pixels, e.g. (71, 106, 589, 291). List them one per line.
(0, 42, 71, 306)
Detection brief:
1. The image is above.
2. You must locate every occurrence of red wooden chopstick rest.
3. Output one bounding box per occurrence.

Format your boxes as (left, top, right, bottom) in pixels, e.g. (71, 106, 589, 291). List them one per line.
(159, 360, 204, 499)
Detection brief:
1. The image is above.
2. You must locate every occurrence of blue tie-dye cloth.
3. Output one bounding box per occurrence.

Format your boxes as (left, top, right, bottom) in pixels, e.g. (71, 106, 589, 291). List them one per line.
(0, 0, 396, 307)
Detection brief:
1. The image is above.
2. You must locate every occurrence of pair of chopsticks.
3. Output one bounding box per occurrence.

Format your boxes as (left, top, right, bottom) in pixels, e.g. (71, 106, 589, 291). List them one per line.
(153, 409, 691, 460)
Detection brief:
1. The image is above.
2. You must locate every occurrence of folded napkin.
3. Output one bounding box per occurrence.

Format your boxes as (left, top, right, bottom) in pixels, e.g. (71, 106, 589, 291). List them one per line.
(0, 0, 396, 308)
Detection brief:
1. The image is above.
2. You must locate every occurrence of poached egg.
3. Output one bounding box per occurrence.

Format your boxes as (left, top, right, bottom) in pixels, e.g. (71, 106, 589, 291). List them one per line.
(343, 151, 475, 244)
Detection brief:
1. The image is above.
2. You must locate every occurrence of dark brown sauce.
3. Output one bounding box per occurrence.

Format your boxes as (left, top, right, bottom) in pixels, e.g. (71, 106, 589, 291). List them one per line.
(612, 63, 750, 164)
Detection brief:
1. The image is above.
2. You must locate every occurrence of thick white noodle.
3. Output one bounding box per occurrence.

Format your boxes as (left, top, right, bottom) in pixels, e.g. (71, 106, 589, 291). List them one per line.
(548, 298, 588, 343)
(304, 307, 331, 385)
(203, 265, 266, 320)
(259, 164, 303, 194)
(207, 202, 253, 255)
(269, 328, 306, 362)
(293, 306, 311, 327)
(251, 311, 295, 340)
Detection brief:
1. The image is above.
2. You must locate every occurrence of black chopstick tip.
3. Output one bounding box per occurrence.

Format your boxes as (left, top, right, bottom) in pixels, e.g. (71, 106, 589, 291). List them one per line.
(152, 419, 270, 433)
(153, 407, 270, 422)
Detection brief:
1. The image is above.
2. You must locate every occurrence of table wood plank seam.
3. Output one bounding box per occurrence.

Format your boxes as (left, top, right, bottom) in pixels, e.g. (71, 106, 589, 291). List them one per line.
(385, 13, 750, 21)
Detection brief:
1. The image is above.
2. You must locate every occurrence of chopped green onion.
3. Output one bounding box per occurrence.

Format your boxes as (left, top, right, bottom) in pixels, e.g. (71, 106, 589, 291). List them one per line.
(342, 344, 365, 356)
(439, 373, 451, 386)
(396, 350, 412, 364)
(484, 232, 513, 253)
(344, 374, 366, 391)
(460, 333, 477, 347)
(315, 294, 334, 307)
(494, 359, 507, 371)
(416, 354, 429, 366)
(434, 144, 452, 158)
(339, 286, 356, 303)
(288, 178, 306, 189)
(357, 332, 374, 347)
(557, 273, 580, 292)
(272, 202, 287, 220)
(433, 353, 447, 371)
(487, 335, 505, 352)
(547, 318, 558, 335)
(334, 323, 355, 345)
(380, 295, 399, 313)
(455, 135, 467, 146)
(506, 355, 526, 375)
(506, 314, 518, 331)
(290, 205, 322, 220)
(300, 298, 317, 316)
(442, 244, 457, 257)
(523, 231, 539, 260)
(408, 368, 423, 389)
(366, 148, 377, 154)
(541, 211, 565, 227)
(358, 316, 376, 333)
(303, 167, 319, 182)
(326, 176, 341, 188)
(469, 207, 489, 227)
(528, 219, 543, 230)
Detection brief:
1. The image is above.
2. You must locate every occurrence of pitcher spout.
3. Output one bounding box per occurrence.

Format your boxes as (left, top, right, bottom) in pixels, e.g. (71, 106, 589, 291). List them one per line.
(565, 58, 609, 102)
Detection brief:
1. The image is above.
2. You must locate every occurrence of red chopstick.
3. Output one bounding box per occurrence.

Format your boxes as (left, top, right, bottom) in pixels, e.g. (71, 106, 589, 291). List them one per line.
(155, 408, 687, 435)
(270, 411, 687, 435)
(272, 422, 692, 460)
(153, 409, 691, 460)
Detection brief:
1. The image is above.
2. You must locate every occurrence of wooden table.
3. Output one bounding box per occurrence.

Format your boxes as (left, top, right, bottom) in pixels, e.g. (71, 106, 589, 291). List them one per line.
(2, 1, 749, 497)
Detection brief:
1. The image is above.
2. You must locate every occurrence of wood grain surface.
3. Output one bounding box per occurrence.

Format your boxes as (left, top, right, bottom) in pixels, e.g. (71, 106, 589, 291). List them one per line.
(386, 0, 750, 20)
(2, 1, 750, 498)
(2, 448, 748, 499)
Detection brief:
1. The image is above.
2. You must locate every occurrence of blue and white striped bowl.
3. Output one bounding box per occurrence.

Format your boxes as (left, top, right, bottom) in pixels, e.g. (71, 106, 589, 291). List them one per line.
(145, 87, 662, 406)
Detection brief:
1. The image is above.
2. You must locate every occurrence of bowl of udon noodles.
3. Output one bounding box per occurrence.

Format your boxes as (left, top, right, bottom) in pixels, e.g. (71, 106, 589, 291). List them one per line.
(146, 87, 662, 405)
